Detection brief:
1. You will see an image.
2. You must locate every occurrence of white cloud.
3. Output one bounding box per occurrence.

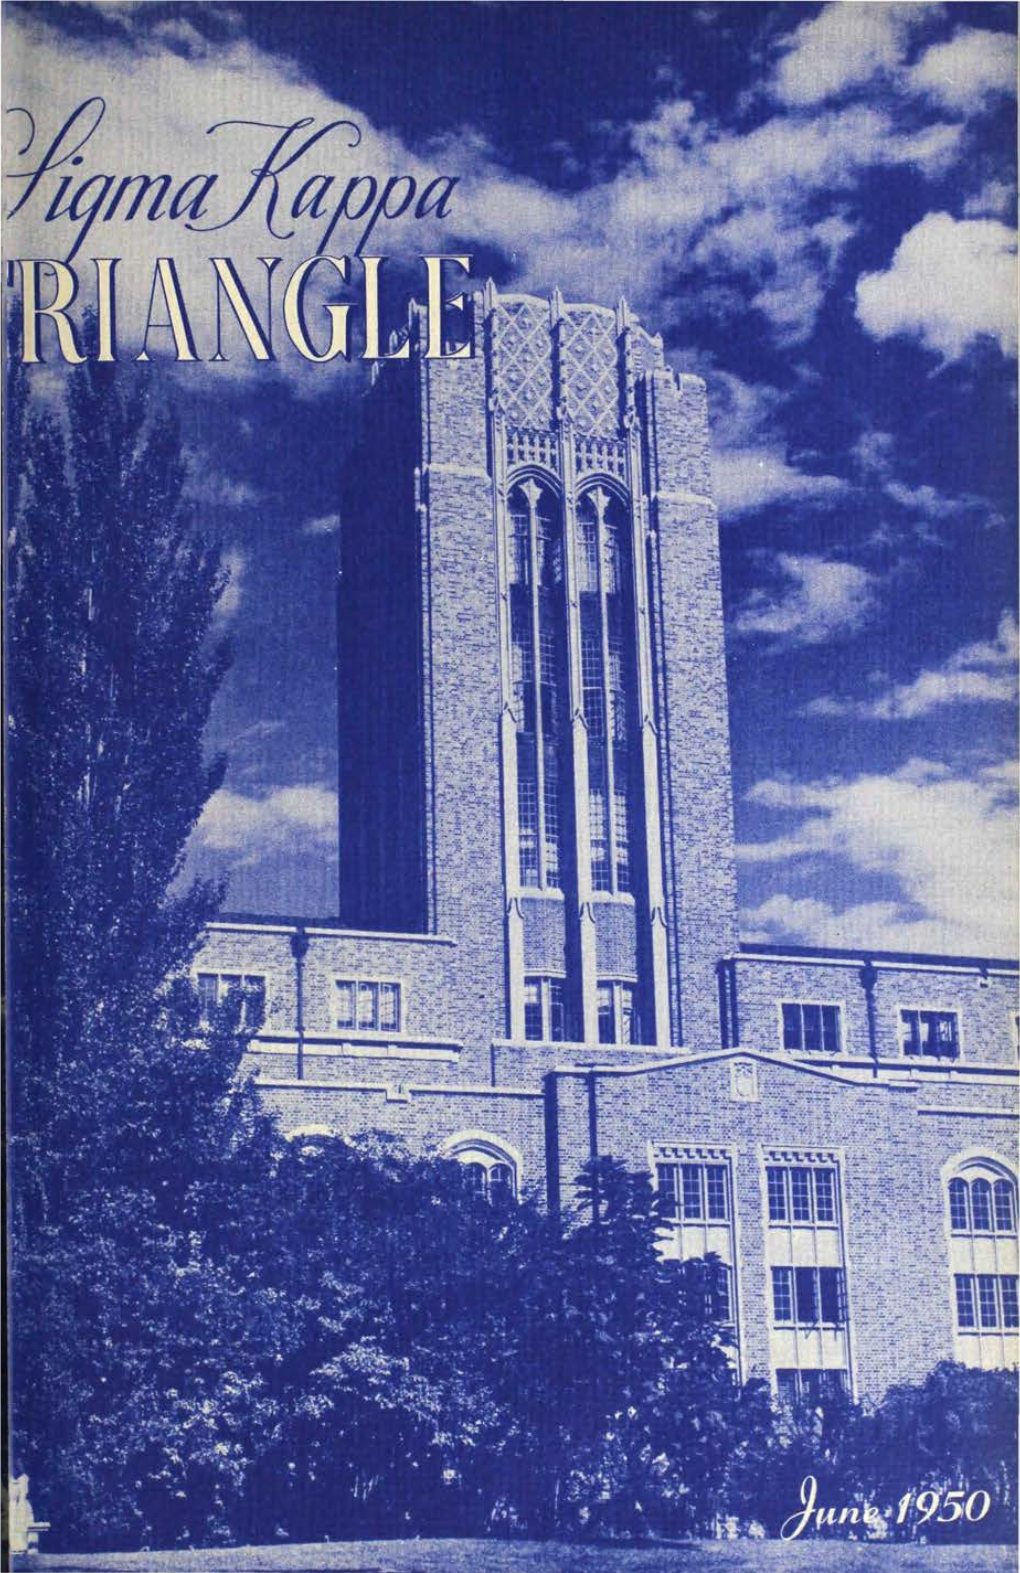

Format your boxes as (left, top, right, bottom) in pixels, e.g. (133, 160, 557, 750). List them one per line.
(850, 427, 1003, 534)
(708, 371, 850, 517)
(771, 3, 935, 107)
(193, 782, 337, 864)
(802, 611, 1018, 720)
(3, 2, 976, 367)
(184, 468, 261, 509)
(909, 28, 1017, 112)
(855, 212, 1018, 360)
(964, 179, 1017, 220)
(713, 448, 848, 516)
(738, 757, 1018, 955)
(216, 548, 246, 619)
(733, 552, 876, 646)
(301, 512, 341, 536)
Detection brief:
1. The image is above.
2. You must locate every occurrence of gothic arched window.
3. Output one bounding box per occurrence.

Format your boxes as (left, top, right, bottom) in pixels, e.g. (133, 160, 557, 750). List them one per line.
(445, 1136, 520, 1204)
(576, 487, 637, 894)
(948, 1169, 1017, 1237)
(945, 1157, 1018, 1365)
(508, 479, 566, 889)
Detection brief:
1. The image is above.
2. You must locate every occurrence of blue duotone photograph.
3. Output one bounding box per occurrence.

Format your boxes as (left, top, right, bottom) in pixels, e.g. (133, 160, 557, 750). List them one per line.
(3, 2, 1018, 1568)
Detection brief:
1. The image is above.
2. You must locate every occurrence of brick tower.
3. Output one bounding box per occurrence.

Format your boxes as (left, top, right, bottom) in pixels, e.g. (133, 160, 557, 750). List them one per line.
(337, 284, 739, 1057)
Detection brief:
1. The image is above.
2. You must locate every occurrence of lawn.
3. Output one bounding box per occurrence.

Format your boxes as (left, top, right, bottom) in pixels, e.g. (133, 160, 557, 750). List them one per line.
(33, 1537, 1017, 1573)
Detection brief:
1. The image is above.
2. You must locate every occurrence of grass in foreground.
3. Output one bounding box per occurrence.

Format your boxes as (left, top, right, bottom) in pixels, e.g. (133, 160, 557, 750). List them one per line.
(33, 1535, 1018, 1573)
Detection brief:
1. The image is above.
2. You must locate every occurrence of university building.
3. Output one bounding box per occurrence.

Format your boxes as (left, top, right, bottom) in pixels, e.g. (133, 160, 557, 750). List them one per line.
(197, 286, 1019, 1404)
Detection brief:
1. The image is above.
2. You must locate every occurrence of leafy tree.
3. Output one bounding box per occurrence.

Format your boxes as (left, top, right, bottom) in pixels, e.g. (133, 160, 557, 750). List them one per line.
(7, 341, 231, 1211)
(5, 339, 283, 1546)
(856, 1363, 1018, 1543)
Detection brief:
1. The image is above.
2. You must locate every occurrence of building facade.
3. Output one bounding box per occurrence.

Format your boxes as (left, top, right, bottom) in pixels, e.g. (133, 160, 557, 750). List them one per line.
(197, 286, 1019, 1403)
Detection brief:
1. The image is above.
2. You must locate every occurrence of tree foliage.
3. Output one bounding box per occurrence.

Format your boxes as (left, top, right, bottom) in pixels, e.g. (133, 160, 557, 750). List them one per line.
(6, 351, 1016, 1553)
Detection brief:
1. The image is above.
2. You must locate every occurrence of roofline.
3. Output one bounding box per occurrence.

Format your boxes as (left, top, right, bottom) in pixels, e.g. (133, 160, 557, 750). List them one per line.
(210, 913, 454, 945)
(736, 941, 1018, 973)
(546, 1045, 920, 1091)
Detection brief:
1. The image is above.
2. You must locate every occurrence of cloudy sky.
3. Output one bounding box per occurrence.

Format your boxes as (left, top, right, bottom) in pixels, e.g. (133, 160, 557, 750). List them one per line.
(5, 0, 1017, 955)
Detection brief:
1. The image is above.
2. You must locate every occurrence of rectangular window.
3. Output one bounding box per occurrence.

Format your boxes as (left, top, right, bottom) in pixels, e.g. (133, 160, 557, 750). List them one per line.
(524, 977, 568, 1043)
(790, 1168, 812, 1222)
(543, 744, 561, 888)
(510, 595, 532, 721)
(656, 1162, 680, 1219)
(597, 984, 615, 1044)
(768, 1163, 838, 1226)
(819, 1267, 847, 1325)
(713, 1262, 733, 1324)
(776, 1368, 800, 1407)
(662, 1161, 729, 1224)
(706, 1165, 728, 1221)
(777, 1369, 848, 1406)
(596, 981, 639, 1045)
(977, 1274, 999, 1329)
(511, 515, 530, 586)
(774, 1267, 845, 1326)
(767, 1167, 788, 1222)
(517, 739, 539, 885)
(900, 1008, 959, 1059)
(618, 983, 637, 1044)
(580, 521, 599, 593)
(782, 1001, 841, 1054)
(523, 980, 542, 1041)
(803, 1369, 848, 1404)
(589, 778, 610, 892)
(613, 775, 631, 894)
(956, 1275, 1019, 1331)
(949, 1180, 970, 1232)
(539, 621, 559, 734)
(681, 1164, 703, 1220)
(378, 983, 400, 1031)
(814, 1168, 837, 1223)
(356, 982, 377, 1029)
(549, 979, 566, 1043)
(335, 979, 401, 1034)
(772, 1266, 794, 1322)
(335, 979, 356, 1029)
(794, 1266, 819, 1324)
(994, 1181, 1015, 1233)
(196, 971, 265, 1030)
(955, 1275, 976, 1329)
(581, 631, 605, 737)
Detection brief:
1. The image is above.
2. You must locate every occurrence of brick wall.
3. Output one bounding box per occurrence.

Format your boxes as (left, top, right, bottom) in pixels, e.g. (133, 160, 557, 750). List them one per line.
(734, 952, 1019, 1068)
(550, 1052, 1018, 1399)
(642, 369, 740, 1048)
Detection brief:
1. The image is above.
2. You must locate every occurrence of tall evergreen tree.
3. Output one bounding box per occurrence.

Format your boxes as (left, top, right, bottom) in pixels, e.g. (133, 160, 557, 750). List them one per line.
(7, 341, 231, 1211)
(5, 337, 282, 1544)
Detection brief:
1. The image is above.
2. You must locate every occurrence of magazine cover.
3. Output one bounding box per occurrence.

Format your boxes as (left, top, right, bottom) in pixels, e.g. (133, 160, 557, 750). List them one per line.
(3, 2, 1018, 1569)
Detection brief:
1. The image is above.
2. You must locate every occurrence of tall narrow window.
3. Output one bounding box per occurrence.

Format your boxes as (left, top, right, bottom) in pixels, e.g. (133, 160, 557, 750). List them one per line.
(597, 979, 641, 1045)
(944, 1158, 1018, 1368)
(655, 1146, 739, 1356)
(508, 479, 566, 890)
(576, 488, 638, 896)
(764, 1152, 851, 1396)
(523, 975, 569, 1043)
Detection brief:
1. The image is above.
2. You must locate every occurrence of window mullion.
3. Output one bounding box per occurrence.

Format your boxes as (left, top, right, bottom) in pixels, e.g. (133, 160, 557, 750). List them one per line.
(527, 491, 547, 887)
(596, 499, 618, 892)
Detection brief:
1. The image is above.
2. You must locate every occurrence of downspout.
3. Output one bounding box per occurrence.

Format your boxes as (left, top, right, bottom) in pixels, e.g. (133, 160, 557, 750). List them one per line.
(543, 1072, 562, 1220)
(587, 1069, 600, 1226)
(290, 925, 310, 1081)
(859, 959, 878, 1078)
